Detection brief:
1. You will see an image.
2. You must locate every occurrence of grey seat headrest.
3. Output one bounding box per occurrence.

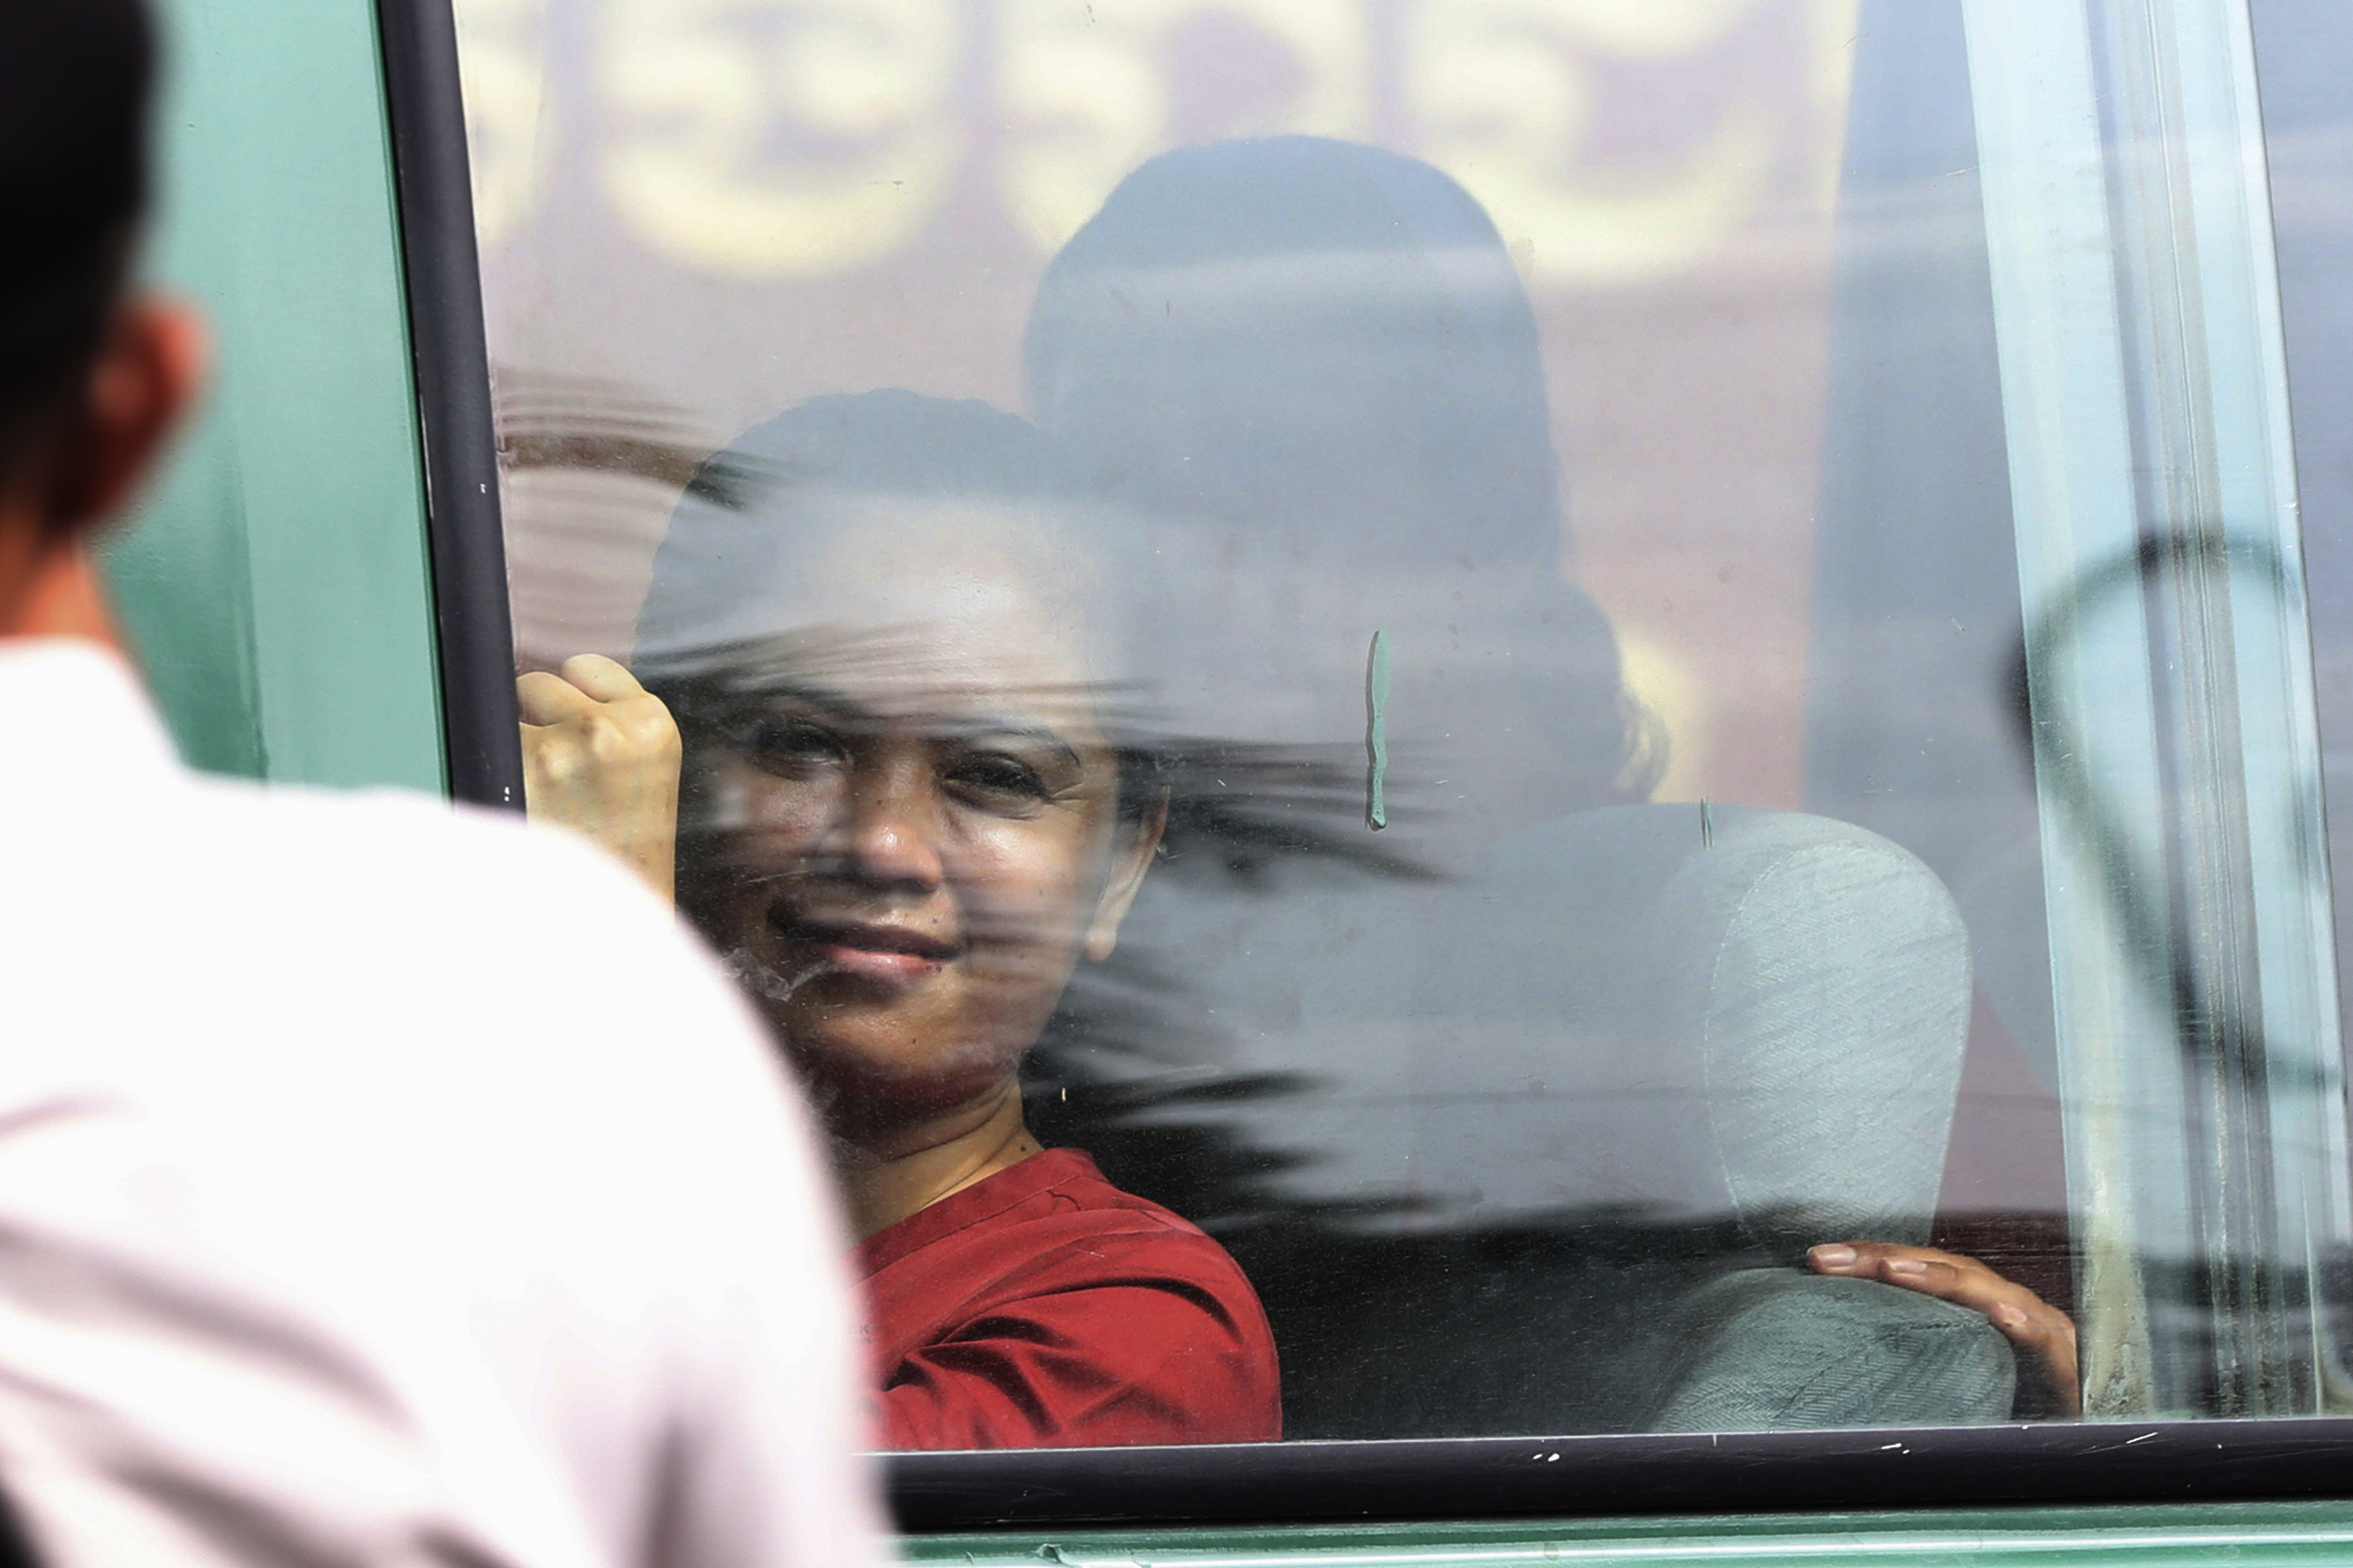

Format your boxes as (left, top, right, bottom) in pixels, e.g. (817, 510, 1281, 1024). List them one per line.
(1408, 804, 1972, 1243)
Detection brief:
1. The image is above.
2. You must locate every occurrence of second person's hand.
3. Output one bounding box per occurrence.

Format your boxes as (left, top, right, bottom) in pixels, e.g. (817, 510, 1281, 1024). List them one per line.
(1809, 1240, 2080, 1418)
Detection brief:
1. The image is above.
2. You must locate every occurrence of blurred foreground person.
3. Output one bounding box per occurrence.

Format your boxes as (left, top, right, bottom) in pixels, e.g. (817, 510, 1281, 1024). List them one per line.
(0, 4, 889, 1564)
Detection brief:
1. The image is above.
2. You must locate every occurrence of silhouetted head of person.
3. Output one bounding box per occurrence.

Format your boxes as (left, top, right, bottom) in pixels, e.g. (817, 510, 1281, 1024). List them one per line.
(1024, 135, 1562, 573)
(1024, 136, 1658, 826)
(636, 391, 1165, 1142)
(0, 0, 200, 639)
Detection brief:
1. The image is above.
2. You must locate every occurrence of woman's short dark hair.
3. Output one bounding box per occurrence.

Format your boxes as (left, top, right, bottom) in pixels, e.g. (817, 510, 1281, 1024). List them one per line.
(0, 0, 154, 479)
(635, 390, 1168, 836)
(635, 390, 1074, 668)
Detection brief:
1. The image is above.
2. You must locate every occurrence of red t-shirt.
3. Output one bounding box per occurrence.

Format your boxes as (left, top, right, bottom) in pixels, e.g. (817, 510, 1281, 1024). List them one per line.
(855, 1148, 1282, 1449)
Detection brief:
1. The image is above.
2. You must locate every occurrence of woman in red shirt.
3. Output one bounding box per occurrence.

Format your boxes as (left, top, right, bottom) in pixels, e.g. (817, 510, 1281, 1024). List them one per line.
(521, 391, 1281, 1451)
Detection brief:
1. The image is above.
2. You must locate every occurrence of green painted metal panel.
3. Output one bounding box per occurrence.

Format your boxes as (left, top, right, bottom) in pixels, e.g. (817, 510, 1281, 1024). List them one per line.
(903, 1500, 2353, 1567)
(104, 0, 445, 793)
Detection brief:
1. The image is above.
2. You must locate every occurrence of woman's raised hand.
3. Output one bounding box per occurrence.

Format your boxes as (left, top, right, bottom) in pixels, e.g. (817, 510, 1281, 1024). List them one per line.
(517, 655, 681, 903)
(1808, 1240, 2080, 1418)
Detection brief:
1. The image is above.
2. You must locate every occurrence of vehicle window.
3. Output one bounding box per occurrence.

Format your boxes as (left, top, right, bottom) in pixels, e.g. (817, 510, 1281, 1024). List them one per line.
(446, 0, 2353, 1445)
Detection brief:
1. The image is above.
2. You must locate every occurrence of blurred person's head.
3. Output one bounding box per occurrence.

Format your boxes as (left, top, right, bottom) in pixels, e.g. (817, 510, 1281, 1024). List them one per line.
(0, 0, 202, 644)
(636, 391, 1164, 1146)
(1024, 136, 1659, 832)
(1025, 135, 1562, 574)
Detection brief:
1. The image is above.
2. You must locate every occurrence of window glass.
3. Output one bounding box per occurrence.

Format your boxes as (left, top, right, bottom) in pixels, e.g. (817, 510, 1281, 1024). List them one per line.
(451, 0, 2353, 1445)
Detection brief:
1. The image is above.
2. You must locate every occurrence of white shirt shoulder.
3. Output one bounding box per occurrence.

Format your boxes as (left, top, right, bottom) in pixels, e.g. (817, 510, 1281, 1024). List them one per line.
(0, 640, 885, 1568)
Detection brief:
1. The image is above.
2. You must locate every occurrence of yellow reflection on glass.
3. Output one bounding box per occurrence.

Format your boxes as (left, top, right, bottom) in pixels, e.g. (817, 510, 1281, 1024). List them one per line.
(998, 0, 1372, 254)
(453, 0, 551, 251)
(1405, 0, 1774, 287)
(1614, 625, 1709, 803)
(597, 0, 961, 276)
(1546, 0, 1762, 57)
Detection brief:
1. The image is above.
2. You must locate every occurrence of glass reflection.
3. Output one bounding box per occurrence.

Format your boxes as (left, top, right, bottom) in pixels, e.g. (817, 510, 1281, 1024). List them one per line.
(464, 0, 2353, 1452)
(511, 133, 2077, 1446)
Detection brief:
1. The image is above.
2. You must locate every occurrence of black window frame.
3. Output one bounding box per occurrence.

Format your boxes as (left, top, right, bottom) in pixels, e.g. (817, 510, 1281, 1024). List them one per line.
(377, 0, 524, 812)
(374, 0, 2353, 1532)
(885, 1422, 2353, 1531)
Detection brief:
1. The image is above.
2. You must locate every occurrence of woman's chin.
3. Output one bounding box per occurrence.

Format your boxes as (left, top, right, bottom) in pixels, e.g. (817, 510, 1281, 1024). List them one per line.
(780, 1025, 1026, 1124)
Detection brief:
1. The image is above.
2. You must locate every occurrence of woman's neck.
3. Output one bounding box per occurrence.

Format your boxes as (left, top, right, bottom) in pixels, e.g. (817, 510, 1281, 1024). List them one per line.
(834, 1079, 1044, 1240)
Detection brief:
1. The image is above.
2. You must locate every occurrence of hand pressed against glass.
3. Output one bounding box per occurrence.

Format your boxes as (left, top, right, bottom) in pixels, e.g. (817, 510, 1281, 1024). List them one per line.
(1810, 1240, 2081, 1417)
(518, 654, 682, 900)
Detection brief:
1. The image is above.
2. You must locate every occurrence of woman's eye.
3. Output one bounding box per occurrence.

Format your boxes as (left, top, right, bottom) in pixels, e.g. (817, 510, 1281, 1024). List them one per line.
(947, 752, 1051, 803)
(742, 718, 846, 776)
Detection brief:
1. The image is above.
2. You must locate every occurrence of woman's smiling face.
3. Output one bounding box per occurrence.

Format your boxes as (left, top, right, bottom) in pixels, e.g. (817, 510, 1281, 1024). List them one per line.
(682, 501, 1156, 1137)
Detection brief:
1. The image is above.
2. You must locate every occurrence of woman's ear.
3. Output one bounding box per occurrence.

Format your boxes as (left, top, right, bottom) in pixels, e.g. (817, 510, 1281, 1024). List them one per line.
(1083, 791, 1168, 961)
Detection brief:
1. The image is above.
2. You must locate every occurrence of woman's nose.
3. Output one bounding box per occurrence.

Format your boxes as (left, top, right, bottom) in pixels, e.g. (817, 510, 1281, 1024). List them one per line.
(838, 761, 945, 891)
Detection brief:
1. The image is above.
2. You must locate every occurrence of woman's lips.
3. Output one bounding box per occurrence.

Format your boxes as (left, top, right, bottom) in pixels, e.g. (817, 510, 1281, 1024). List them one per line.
(816, 943, 945, 983)
(779, 916, 959, 984)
